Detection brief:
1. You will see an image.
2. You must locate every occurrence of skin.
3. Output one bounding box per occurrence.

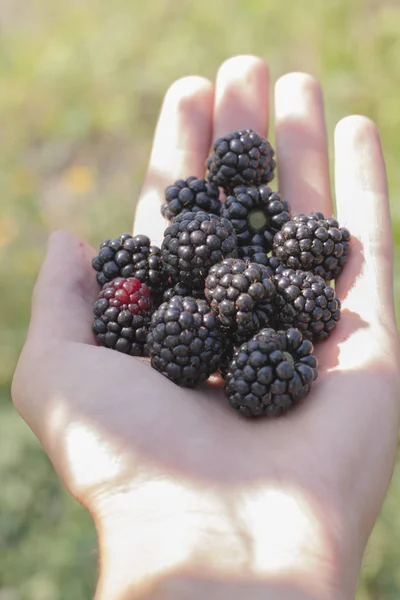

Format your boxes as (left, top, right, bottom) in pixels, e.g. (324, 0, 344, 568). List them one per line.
(12, 55, 400, 600)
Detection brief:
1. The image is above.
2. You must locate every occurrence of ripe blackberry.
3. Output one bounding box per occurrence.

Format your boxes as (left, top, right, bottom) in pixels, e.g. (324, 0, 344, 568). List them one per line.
(207, 129, 276, 191)
(161, 177, 222, 220)
(272, 212, 351, 281)
(273, 269, 341, 342)
(161, 211, 238, 293)
(147, 296, 225, 387)
(220, 186, 291, 252)
(93, 278, 152, 356)
(224, 328, 318, 418)
(205, 258, 276, 343)
(91, 233, 167, 295)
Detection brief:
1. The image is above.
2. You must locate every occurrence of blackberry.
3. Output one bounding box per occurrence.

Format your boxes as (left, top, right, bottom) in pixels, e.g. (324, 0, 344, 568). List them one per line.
(161, 177, 222, 221)
(220, 186, 290, 252)
(93, 278, 152, 356)
(272, 212, 351, 281)
(224, 328, 318, 418)
(92, 233, 166, 295)
(205, 258, 276, 343)
(273, 269, 341, 342)
(147, 296, 225, 387)
(207, 129, 276, 191)
(161, 211, 238, 293)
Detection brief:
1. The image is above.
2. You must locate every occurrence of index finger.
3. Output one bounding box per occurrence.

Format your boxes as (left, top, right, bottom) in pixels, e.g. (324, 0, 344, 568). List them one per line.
(133, 76, 214, 246)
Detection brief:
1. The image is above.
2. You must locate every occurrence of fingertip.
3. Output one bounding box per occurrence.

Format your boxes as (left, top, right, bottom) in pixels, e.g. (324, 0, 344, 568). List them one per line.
(213, 55, 270, 140)
(275, 71, 321, 98)
(275, 72, 323, 122)
(29, 230, 98, 344)
(47, 229, 95, 259)
(335, 114, 380, 144)
(217, 54, 269, 80)
(164, 75, 214, 107)
(334, 114, 387, 196)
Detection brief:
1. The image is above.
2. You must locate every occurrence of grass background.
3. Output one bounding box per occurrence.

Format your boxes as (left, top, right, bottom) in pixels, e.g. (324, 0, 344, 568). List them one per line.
(1, 0, 400, 597)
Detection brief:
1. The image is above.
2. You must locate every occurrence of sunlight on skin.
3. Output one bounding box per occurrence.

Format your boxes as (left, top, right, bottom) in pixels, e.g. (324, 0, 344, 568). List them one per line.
(239, 487, 332, 582)
(97, 477, 334, 599)
(64, 420, 132, 491)
(332, 326, 391, 372)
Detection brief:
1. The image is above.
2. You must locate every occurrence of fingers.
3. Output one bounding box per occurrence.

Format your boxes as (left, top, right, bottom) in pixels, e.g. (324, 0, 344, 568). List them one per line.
(213, 55, 269, 140)
(28, 231, 98, 344)
(274, 73, 332, 216)
(334, 116, 395, 328)
(134, 76, 214, 245)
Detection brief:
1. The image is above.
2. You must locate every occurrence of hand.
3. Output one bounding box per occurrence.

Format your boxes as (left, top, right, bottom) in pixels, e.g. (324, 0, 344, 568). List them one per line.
(12, 55, 400, 600)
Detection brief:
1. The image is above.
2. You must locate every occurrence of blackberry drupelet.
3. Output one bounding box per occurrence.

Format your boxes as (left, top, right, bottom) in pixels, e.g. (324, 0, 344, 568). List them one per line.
(224, 327, 318, 418)
(205, 258, 276, 343)
(147, 296, 225, 387)
(161, 177, 222, 220)
(221, 185, 290, 252)
(206, 129, 276, 191)
(93, 278, 152, 356)
(219, 341, 240, 379)
(161, 211, 238, 293)
(272, 212, 351, 281)
(237, 244, 268, 265)
(273, 269, 340, 342)
(92, 233, 166, 296)
(163, 282, 205, 303)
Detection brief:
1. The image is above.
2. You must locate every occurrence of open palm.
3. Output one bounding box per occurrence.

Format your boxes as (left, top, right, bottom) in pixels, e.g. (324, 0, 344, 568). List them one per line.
(12, 56, 400, 599)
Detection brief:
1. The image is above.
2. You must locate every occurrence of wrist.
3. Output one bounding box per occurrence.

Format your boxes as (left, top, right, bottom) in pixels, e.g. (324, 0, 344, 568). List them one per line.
(93, 476, 360, 600)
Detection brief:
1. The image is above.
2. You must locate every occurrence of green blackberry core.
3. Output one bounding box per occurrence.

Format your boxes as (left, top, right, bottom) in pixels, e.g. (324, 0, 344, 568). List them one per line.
(221, 185, 291, 252)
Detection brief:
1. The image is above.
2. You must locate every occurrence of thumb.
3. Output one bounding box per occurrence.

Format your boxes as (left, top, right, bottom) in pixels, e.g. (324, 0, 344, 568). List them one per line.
(28, 230, 98, 344)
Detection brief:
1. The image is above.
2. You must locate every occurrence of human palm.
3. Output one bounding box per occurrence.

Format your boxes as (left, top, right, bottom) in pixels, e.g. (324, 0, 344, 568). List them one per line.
(12, 56, 400, 598)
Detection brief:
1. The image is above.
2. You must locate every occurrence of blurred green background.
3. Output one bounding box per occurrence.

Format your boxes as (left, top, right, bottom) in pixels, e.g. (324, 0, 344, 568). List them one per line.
(1, 0, 400, 597)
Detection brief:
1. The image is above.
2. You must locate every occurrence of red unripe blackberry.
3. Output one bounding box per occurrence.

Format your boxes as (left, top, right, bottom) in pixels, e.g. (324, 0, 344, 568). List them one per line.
(93, 277, 152, 356)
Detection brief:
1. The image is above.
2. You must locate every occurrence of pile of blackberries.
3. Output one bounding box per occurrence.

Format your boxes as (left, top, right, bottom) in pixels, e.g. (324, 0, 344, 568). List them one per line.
(92, 129, 350, 418)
